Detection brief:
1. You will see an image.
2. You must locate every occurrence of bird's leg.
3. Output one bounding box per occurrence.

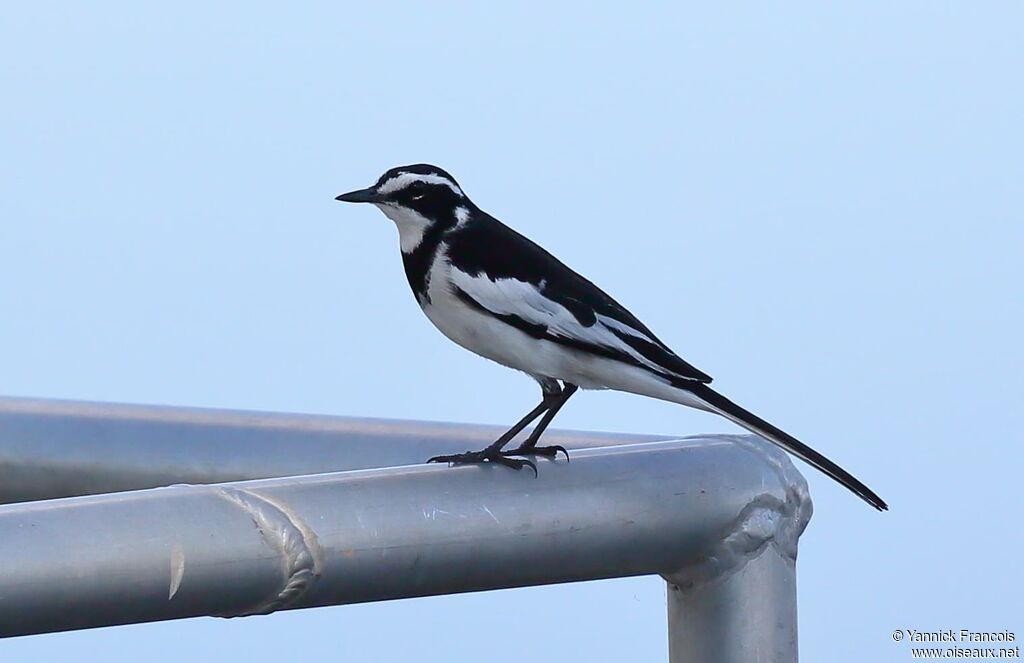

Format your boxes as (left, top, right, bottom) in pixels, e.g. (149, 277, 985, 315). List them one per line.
(427, 383, 563, 474)
(503, 383, 578, 461)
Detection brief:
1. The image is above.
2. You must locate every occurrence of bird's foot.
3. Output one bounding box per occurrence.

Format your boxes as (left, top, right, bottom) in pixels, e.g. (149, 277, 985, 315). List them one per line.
(502, 444, 570, 462)
(427, 449, 538, 475)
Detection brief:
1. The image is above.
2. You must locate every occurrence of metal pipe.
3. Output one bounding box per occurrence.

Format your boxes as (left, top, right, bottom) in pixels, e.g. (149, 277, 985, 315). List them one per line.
(0, 435, 811, 660)
(667, 535, 799, 662)
(0, 396, 663, 504)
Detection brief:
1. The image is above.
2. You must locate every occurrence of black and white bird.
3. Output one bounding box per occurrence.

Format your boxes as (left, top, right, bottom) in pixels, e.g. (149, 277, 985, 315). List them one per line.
(336, 164, 887, 511)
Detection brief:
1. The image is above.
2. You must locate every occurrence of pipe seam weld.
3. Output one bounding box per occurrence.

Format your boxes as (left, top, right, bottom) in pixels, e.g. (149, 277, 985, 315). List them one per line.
(664, 434, 813, 590)
(217, 486, 321, 616)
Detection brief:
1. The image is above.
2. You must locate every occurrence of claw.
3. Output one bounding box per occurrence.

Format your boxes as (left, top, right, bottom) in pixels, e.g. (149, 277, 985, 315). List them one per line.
(426, 449, 537, 475)
(427, 452, 472, 464)
(518, 457, 539, 477)
(503, 445, 571, 462)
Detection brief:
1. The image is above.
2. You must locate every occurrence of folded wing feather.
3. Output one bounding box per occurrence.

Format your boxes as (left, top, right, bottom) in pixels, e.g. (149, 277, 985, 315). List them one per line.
(451, 268, 707, 384)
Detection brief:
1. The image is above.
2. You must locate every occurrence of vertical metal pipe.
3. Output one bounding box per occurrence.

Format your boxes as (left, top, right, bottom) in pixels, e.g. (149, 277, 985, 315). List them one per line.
(666, 547, 799, 663)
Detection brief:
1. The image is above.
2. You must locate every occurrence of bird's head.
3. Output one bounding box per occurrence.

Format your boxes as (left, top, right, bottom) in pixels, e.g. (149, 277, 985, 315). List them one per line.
(336, 164, 470, 252)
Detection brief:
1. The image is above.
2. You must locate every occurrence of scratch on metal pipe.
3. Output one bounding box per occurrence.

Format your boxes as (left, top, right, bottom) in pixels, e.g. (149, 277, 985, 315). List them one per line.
(422, 507, 451, 521)
(480, 504, 501, 526)
(217, 487, 322, 617)
(168, 544, 185, 600)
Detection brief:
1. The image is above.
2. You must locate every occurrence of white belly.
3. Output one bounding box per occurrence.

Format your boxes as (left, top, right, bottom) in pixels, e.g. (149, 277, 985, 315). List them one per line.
(421, 267, 572, 381)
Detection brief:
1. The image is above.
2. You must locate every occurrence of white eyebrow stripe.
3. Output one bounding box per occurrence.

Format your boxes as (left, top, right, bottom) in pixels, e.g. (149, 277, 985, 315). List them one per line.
(377, 172, 463, 197)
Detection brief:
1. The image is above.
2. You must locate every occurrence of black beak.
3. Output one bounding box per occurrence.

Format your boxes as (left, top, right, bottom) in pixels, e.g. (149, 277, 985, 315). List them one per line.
(335, 187, 380, 204)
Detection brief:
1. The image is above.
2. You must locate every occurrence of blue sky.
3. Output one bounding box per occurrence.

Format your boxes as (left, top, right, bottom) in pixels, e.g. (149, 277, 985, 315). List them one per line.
(1, 3, 1021, 661)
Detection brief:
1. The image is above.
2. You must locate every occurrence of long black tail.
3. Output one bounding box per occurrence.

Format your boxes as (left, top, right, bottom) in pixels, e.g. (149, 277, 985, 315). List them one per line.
(686, 383, 888, 511)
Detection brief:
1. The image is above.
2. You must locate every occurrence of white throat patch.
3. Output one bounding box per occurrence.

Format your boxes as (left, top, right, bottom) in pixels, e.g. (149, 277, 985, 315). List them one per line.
(375, 203, 434, 253)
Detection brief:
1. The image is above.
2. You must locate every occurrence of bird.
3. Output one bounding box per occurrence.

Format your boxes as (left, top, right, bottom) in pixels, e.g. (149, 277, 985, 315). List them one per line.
(336, 164, 888, 511)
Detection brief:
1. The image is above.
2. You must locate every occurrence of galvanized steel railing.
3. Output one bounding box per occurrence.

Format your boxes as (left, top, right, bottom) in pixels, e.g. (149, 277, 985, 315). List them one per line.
(0, 396, 812, 662)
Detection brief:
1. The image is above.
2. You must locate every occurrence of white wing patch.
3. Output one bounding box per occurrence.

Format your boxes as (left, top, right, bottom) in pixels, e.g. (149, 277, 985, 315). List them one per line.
(450, 269, 671, 375)
(595, 313, 650, 339)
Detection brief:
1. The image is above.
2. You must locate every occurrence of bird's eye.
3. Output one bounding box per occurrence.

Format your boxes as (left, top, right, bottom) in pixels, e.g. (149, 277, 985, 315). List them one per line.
(408, 182, 428, 200)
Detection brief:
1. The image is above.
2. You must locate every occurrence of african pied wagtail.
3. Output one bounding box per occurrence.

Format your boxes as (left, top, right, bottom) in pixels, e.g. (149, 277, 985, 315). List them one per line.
(336, 164, 887, 511)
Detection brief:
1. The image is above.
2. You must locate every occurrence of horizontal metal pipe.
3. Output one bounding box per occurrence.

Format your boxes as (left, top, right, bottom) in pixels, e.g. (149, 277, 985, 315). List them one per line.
(0, 396, 664, 504)
(0, 435, 811, 639)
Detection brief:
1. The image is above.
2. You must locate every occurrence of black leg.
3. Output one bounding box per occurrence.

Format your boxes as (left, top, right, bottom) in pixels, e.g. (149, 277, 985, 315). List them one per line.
(504, 383, 578, 461)
(426, 381, 564, 474)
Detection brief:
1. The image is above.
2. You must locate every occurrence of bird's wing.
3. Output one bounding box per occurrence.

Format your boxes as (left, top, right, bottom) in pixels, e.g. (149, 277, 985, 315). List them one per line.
(445, 218, 711, 384)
